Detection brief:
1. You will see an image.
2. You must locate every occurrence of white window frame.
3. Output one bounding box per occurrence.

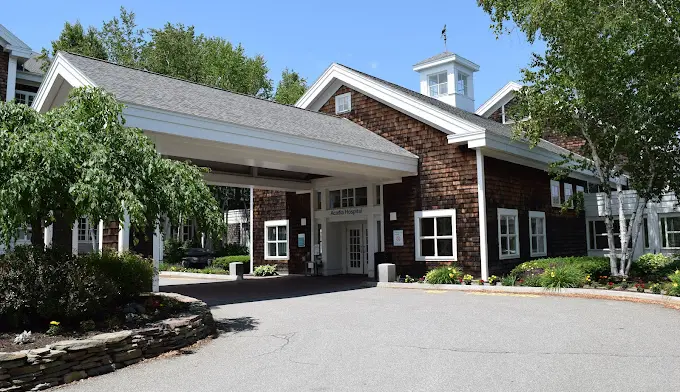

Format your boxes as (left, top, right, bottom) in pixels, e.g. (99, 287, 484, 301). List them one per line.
(550, 180, 561, 207)
(15, 90, 36, 107)
(335, 92, 351, 114)
(264, 219, 289, 260)
(414, 209, 457, 261)
(327, 186, 368, 209)
(564, 183, 574, 209)
(575, 185, 585, 195)
(77, 217, 98, 243)
(660, 214, 680, 249)
(456, 72, 469, 96)
(498, 208, 520, 259)
(529, 211, 547, 257)
(428, 71, 448, 97)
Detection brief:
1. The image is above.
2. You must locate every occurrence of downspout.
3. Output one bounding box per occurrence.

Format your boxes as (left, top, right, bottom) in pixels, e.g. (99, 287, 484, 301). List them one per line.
(476, 149, 489, 280)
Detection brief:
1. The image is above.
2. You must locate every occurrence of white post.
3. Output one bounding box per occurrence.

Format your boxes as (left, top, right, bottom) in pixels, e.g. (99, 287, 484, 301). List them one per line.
(476, 149, 489, 280)
(118, 210, 130, 253)
(249, 186, 254, 274)
(97, 220, 104, 252)
(152, 225, 162, 292)
(6, 56, 17, 102)
(380, 184, 385, 251)
(44, 224, 53, 248)
(310, 188, 315, 275)
(71, 221, 79, 255)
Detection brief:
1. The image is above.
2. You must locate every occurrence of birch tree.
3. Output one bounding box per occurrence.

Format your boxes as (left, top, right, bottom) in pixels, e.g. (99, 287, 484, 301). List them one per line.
(478, 0, 680, 275)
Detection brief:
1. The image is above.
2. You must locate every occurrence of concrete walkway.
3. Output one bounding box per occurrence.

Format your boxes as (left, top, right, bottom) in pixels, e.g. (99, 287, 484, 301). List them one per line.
(59, 276, 680, 391)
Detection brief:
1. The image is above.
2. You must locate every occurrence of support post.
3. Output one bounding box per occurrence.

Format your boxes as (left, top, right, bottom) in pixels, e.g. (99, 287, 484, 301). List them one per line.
(71, 221, 79, 255)
(476, 149, 489, 280)
(44, 224, 53, 248)
(97, 220, 104, 252)
(152, 224, 162, 292)
(310, 188, 315, 272)
(118, 210, 130, 253)
(6, 56, 17, 102)
(249, 186, 254, 274)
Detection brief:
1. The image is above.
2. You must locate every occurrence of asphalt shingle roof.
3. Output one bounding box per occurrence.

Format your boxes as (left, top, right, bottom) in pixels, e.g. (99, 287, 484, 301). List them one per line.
(413, 51, 456, 67)
(337, 64, 575, 157)
(60, 52, 417, 160)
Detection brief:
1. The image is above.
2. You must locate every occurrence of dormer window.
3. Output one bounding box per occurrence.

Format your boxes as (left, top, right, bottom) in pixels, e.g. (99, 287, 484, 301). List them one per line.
(428, 72, 448, 97)
(457, 73, 469, 96)
(335, 92, 351, 114)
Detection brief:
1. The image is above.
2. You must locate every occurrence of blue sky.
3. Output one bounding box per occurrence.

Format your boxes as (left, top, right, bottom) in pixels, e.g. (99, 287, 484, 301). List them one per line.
(4, 0, 543, 107)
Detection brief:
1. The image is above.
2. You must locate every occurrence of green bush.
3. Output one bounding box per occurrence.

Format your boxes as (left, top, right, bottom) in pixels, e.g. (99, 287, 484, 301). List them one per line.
(501, 275, 516, 286)
(253, 264, 278, 276)
(424, 266, 462, 284)
(519, 272, 543, 287)
(631, 253, 680, 279)
(0, 246, 153, 331)
(214, 243, 249, 258)
(163, 237, 187, 265)
(212, 255, 250, 270)
(511, 257, 609, 279)
(540, 265, 586, 290)
(666, 270, 680, 297)
(159, 263, 229, 275)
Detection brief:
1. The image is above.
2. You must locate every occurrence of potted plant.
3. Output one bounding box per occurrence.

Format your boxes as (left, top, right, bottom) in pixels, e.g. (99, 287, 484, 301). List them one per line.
(488, 275, 500, 286)
(463, 274, 473, 285)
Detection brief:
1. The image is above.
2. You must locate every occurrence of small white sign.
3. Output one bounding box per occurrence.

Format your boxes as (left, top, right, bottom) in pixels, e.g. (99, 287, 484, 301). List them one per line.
(301, 218, 307, 226)
(389, 212, 397, 221)
(393, 229, 404, 246)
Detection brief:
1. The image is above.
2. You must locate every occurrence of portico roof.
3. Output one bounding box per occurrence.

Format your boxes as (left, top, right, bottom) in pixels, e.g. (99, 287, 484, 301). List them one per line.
(33, 52, 419, 190)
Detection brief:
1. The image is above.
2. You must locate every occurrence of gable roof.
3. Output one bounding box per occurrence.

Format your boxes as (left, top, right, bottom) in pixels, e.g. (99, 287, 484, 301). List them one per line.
(413, 51, 457, 67)
(58, 52, 417, 160)
(475, 81, 522, 118)
(0, 24, 34, 58)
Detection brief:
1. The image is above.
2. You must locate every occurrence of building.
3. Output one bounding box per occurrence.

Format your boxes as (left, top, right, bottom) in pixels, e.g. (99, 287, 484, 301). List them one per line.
(0, 24, 44, 105)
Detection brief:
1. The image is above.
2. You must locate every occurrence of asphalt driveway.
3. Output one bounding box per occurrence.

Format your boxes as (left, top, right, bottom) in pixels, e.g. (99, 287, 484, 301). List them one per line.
(59, 276, 680, 391)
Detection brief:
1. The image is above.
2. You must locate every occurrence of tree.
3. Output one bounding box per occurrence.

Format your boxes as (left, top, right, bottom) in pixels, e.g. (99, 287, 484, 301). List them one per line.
(40, 21, 107, 70)
(0, 87, 224, 249)
(478, 0, 680, 276)
(99, 6, 145, 68)
(274, 68, 308, 105)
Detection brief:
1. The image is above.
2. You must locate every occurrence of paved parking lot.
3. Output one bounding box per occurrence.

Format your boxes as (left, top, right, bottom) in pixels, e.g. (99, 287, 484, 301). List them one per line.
(60, 276, 680, 391)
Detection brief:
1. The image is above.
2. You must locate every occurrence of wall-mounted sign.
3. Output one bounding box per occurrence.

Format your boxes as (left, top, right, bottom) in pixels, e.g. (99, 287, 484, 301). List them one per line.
(301, 218, 307, 226)
(393, 230, 404, 246)
(389, 212, 397, 221)
(330, 208, 363, 216)
(298, 233, 305, 248)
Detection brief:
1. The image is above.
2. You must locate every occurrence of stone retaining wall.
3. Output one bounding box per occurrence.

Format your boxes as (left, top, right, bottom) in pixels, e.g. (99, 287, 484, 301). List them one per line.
(0, 293, 214, 392)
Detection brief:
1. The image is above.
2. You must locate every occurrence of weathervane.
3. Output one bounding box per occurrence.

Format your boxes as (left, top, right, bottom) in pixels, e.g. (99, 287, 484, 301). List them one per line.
(441, 24, 447, 51)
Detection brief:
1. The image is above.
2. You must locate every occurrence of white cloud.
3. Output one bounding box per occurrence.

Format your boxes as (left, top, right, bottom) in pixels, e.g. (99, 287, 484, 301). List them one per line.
(370, 61, 379, 69)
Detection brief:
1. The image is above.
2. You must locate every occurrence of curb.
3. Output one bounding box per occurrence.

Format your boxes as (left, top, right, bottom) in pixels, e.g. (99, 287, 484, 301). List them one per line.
(367, 281, 680, 307)
(160, 271, 237, 281)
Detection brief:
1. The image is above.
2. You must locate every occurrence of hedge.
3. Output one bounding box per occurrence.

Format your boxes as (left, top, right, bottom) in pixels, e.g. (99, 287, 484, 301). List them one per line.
(510, 256, 610, 279)
(212, 255, 250, 270)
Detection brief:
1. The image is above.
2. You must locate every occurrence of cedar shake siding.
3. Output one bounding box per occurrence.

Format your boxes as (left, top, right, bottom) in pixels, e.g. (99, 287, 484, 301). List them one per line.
(102, 220, 119, 251)
(253, 189, 290, 273)
(484, 157, 587, 275)
(318, 86, 481, 277)
(0, 51, 8, 102)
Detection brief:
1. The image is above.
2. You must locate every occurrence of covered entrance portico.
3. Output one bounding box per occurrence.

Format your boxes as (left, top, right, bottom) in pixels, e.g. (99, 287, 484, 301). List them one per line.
(33, 52, 419, 287)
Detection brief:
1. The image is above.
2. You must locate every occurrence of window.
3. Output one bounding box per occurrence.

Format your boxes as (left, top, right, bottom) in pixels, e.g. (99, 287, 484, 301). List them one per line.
(17, 226, 31, 243)
(456, 73, 469, 96)
(529, 211, 547, 257)
(77, 218, 98, 243)
(564, 183, 574, 208)
(550, 180, 561, 207)
(644, 218, 650, 249)
(588, 219, 634, 250)
(660, 216, 680, 249)
(576, 185, 585, 195)
(335, 93, 351, 114)
(428, 72, 448, 97)
(415, 209, 456, 261)
(15, 91, 36, 107)
(498, 208, 519, 259)
(328, 187, 368, 209)
(182, 220, 194, 242)
(265, 220, 289, 259)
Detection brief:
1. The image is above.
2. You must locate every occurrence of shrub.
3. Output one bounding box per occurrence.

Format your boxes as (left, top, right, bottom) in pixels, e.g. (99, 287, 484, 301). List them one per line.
(540, 265, 586, 290)
(666, 270, 680, 297)
(462, 274, 473, 285)
(403, 275, 416, 283)
(631, 253, 680, 279)
(0, 246, 153, 332)
(650, 283, 662, 294)
(163, 238, 187, 265)
(488, 275, 500, 285)
(424, 266, 462, 284)
(511, 257, 609, 279)
(520, 273, 542, 287)
(212, 255, 250, 270)
(214, 243, 249, 258)
(253, 264, 278, 276)
(501, 275, 516, 286)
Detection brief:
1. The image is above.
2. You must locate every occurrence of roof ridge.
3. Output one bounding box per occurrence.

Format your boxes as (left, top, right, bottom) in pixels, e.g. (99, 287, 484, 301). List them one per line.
(59, 51, 346, 122)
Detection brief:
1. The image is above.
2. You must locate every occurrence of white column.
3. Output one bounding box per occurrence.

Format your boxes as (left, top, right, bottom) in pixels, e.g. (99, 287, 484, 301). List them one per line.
(118, 210, 130, 253)
(476, 149, 489, 280)
(310, 188, 315, 273)
(380, 184, 385, 251)
(6, 56, 17, 102)
(44, 224, 53, 248)
(152, 224, 162, 292)
(71, 221, 79, 255)
(249, 186, 254, 274)
(97, 220, 104, 252)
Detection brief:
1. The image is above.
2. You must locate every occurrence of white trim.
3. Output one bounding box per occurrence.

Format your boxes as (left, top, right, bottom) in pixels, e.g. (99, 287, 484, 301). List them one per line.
(412, 53, 480, 72)
(550, 180, 561, 207)
(14, 89, 36, 106)
(475, 81, 522, 117)
(529, 211, 547, 257)
(16, 70, 43, 84)
(414, 209, 457, 262)
(659, 214, 680, 250)
(334, 92, 351, 114)
(6, 56, 17, 102)
(476, 149, 489, 280)
(427, 71, 448, 98)
(497, 208, 520, 260)
(0, 24, 34, 58)
(264, 219, 289, 261)
(33, 52, 97, 113)
(296, 63, 485, 135)
(564, 183, 574, 209)
(204, 172, 311, 192)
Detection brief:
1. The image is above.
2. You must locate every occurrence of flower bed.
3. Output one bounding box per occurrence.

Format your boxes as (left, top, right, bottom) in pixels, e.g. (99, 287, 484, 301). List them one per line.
(0, 293, 214, 392)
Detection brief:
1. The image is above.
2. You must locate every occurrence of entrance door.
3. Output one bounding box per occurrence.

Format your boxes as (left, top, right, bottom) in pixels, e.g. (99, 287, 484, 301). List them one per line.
(346, 224, 366, 274)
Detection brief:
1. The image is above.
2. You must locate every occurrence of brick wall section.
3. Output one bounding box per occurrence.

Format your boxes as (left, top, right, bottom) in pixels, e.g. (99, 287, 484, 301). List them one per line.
(253, 189, 289, 272)
(318, 86, 481, 277)
(484, 157, 587, 275)
(0, 51, 8, 102)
